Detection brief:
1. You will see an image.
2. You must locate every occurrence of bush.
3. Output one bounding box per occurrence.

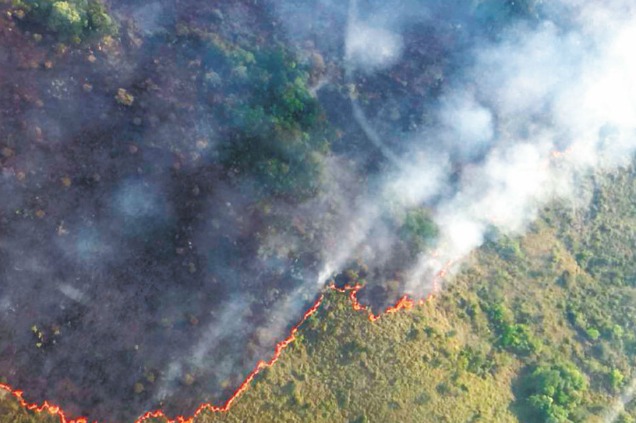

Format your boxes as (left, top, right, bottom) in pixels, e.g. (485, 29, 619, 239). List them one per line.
(585, 327, 600, 341)
(500, 323, 539, 355)
(609, 368, 624, 391)
(495, 236, 524, 261)
(485, 302, 539, 355)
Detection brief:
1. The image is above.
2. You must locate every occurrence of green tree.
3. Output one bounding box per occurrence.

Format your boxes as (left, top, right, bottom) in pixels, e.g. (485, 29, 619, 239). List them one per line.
(48, 1, 84, 36)
(400, 208, 439, 255)
(525, 363, 587, 422)
(13, 0, 115, 40)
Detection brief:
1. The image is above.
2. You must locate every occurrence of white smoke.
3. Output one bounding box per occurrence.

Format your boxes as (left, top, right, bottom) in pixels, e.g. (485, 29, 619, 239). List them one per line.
(345, 0, 404, 72)
(439, 91, 495, 161)
(346, 23, 403, 72)
(603, 375, 636, 422)
(329, 0, 636, 298)
(405, 2, 636, 293)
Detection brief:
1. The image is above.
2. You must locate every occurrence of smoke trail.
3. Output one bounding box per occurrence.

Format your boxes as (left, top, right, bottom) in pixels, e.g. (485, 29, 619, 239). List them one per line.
(345, 0, 404, 167)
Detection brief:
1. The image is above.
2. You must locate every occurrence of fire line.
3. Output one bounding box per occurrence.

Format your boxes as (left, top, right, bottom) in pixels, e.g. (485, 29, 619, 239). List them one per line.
(0, 264, 450, 423)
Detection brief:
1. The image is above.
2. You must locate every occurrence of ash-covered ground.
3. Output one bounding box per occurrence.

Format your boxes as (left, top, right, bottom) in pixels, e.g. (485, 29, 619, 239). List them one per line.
(1, 0, 636, 421)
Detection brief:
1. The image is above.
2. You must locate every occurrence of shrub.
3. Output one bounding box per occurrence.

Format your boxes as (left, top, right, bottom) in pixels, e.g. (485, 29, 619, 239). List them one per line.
(585, 327, 600, 341)
(486, 302, 538, 355)
(609, 368, 624, 391)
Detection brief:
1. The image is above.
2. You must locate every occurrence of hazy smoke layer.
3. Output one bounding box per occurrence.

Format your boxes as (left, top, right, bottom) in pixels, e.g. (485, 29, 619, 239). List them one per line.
(0, 0, 635, 421)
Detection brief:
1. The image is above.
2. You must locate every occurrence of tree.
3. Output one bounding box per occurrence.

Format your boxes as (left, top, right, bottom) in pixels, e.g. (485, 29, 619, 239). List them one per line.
(525, 363, 587, 422)
(400, 208, 439, 255)
(13, 0, 115, 40)
(48, 1, 84, 36)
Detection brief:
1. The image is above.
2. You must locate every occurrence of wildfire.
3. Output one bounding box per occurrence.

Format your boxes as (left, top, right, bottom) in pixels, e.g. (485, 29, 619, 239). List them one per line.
(329, 282, 437, 322)
(550, 145, 576, 161)
(0, 385, 78, 423)
(0, 262, 452, 423)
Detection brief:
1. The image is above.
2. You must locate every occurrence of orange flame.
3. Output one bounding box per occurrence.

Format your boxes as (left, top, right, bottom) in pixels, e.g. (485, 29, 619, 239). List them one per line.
(0, 295, 325, 423)
(329, 284, 434, 322)
(0, 261, 452, 423)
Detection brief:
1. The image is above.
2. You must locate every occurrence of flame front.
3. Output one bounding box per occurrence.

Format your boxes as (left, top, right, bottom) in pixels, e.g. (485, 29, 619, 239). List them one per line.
(0, 263, 451, 423)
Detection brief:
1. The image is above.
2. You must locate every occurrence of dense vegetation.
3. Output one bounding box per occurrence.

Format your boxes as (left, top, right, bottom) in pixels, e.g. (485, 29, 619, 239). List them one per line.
(168, 23, 331, 199)
(216, 47, 329, 198)
(2, 164, 635, 422)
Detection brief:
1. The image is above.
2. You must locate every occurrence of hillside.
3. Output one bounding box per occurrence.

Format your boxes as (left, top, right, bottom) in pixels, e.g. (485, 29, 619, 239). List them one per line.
(1, 0, 636, 422)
